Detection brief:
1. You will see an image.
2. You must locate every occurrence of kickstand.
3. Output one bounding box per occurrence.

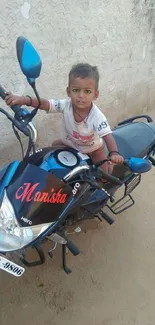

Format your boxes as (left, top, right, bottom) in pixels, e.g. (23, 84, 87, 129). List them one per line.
(62, 245, 72, 274)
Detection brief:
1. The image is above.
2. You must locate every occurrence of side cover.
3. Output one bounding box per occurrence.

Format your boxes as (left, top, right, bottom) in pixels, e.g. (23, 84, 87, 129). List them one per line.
(7, 164, 73, 227)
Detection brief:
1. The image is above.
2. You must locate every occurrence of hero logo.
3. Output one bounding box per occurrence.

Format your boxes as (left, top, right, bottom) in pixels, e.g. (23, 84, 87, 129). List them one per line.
(21, 216, 32, 225)
(72, 182, 80, 196)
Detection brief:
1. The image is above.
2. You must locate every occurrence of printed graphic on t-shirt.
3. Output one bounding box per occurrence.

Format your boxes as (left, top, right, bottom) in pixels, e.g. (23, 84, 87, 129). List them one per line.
(97, 121, 108, 132)
(72, 131, 94, 142)
(66, 131, 95, 148)
(54, 100, 60, 111)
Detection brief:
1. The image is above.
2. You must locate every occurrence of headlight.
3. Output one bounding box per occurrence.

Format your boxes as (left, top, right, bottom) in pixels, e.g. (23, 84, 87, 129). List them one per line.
(0, 190, 51, 252)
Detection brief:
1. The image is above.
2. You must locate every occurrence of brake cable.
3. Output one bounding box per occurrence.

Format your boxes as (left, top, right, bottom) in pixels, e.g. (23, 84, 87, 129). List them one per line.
(12, 123, 24, 158)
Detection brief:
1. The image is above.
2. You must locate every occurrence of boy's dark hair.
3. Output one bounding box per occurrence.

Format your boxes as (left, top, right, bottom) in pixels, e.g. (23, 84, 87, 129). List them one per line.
(68, 63, 99, 89)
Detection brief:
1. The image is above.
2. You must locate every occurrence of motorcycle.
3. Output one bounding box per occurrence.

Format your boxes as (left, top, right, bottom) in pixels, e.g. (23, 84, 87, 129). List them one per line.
(0, 36, 154, 277)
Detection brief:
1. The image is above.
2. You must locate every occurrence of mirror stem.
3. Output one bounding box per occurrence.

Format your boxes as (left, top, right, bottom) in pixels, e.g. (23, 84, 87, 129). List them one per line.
(30, 81, 41, 109)
(27, 81, 41, 120)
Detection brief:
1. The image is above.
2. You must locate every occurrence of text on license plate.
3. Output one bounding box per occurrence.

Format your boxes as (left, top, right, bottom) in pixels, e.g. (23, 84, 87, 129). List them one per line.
(0, 255, 25, 277)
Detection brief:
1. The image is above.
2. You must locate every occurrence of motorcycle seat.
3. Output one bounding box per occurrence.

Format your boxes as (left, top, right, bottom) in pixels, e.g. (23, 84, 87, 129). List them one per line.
(112, 122, 155, 158)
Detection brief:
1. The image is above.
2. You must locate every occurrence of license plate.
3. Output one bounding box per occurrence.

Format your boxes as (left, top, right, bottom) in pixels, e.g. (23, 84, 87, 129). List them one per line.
(0, 255, 25, 277)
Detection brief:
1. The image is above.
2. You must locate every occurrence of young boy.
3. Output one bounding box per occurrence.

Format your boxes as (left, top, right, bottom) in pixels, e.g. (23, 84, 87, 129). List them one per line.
(5, 63, 124, 173)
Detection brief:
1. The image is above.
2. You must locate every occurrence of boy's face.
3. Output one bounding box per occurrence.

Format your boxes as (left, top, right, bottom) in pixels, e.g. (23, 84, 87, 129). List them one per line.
(67, 77, 99, 111)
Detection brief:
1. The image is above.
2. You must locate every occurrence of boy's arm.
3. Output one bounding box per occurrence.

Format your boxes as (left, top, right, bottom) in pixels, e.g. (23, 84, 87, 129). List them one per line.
(93, 108, 124, 164)
(5, 94, 66, 113)
(5, 93, 50, 111)
(25, 96, 50, 111)
(103, 133, 124, 164)
(103, 133, 118, 153)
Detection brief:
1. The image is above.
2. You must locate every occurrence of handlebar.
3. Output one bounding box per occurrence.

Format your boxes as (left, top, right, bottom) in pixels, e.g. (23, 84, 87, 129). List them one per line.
(0, 107, 30, 136)
(96, 167, 122, 185)
(0, 84, 35, 136)
(0, 84, 7, 100)
(0, 84, 21, 114)
(94, 159, 122, 185)
(0, 84, 33, 123)
(64, 165, 122, 186)
(0, 85, 37, 157)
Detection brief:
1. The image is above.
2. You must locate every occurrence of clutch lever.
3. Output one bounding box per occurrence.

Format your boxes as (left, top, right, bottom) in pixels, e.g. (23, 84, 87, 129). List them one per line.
(86, 179, 114, 202)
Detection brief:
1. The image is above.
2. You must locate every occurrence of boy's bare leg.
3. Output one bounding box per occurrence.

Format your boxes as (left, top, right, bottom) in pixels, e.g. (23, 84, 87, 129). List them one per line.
(52, 139, 68, 147)
(89, 145, 113, 174)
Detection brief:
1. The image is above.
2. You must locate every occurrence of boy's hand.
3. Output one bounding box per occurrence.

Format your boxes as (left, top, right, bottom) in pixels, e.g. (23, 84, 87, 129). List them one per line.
(5, 92, 25, 107)
(110, 153, 124, 164)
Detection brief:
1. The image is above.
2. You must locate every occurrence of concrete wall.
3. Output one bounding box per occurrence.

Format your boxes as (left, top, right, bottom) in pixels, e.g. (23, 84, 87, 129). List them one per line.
(0, 0, 155, 158)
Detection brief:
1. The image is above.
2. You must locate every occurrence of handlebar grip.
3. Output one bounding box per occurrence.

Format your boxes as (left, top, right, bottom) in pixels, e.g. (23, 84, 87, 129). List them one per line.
(0, 85, 21, 113)
(10, 104, 21, 114)
(97, 167, 122, 185)
(0, 85, 7, 100)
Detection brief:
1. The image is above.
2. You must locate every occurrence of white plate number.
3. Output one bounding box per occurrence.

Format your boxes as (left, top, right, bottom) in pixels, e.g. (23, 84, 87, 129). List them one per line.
(0, 256, 25, 277)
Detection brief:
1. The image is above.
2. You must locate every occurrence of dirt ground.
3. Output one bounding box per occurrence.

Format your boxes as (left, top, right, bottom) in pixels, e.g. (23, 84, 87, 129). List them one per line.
(0, 112, 155, 325)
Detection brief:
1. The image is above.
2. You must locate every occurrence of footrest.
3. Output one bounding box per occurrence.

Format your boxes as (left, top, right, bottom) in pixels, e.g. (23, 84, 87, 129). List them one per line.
(99, 210, 114, 225)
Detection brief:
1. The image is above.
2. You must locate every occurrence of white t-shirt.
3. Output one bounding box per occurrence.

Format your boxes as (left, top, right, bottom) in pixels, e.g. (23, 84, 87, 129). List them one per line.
(48, 99, 112, 153)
